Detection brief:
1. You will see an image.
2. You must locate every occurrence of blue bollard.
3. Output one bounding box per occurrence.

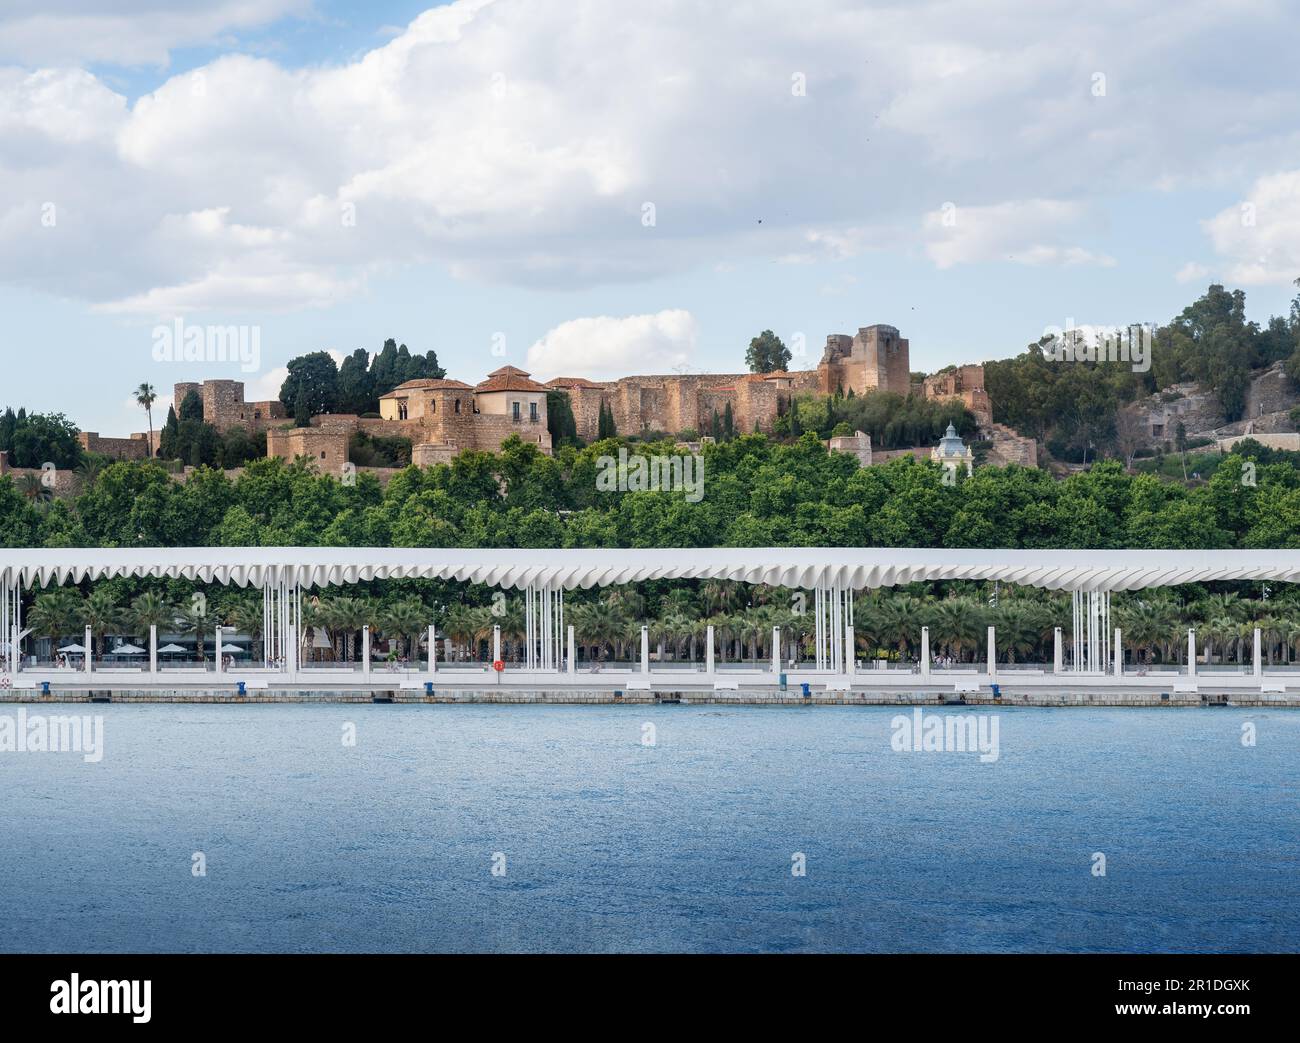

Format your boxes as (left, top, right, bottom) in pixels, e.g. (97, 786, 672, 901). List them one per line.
(991, 683, 1001, 699)
(800, 682, 811, 698)
(41, 681, 50, 695)
(425, 681, 434, 695)
(236, 681, 246, 696)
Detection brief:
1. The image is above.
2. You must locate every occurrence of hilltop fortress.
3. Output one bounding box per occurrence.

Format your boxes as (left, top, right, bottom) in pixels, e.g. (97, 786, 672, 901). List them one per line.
(80, 323, 1034, 470)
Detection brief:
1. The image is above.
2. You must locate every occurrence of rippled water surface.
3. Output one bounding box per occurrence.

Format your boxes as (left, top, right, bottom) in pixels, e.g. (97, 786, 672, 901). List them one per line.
(0, 704, 1296, 952)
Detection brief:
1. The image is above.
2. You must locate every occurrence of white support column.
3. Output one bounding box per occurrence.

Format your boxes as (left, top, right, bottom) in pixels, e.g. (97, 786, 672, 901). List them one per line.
(1053, 627, 1063, 674)
(830, 584, 842, 674)
(524, 585, 533, 670)
(706, 624, 715, 673)
(1071, 591, 1080, 671)
(362, 624, 371, 678)
(2, 574, 19, 675)
(215, 626, 224, 674)
(428, 624, 437, 675)
(986, 625, 996, 677)
(640, 625, 650, 674)
(1113, 628, 1122, 677)
(920, 626, 930, 677)
(85, 625, 93, 676)
(771, 626, 781, 674)
(814, 586, 824, 671)
(1253, 627, 1262, 678)
(844, 623, 855, 676)
(1187, 628, 1197, 677)
(567, 624, 576, 674)
(149, 624, 157, 676)
(1, 573, 9, 675)
(492, 625, 501, 665)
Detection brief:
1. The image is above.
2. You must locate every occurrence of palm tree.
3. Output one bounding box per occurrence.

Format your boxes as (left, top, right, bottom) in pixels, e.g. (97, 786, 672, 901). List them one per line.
(785, 608, 815, 665)
(220, 593, 265, 659)
(705, 613, 740, 665)
(701, 579, 742, 616)
(79, 588, 122, 658)
(875, 594, 924, 658)
(444, 603, 489, 662)
(176, 599, 213, 662)
(1203, 616, 1238, 666)
(379, 597, 428, 661)
(659, 588, 699, 620)
(27, 588, 84, 660)
(75, 455, 108, 491)
(328, 596, 372, 662)
(570, 600, 628, 664)
(17, 473, 52, 504)
(992, 602, 1038, 663)
(129, 591, 174, 654)
(300, 597, 334, 663)
(658, 611, 701, 662)
(134, 383, 158, 457)
(932, 597, 983, 663)
(495, 598, 526, 662)
(1117, 598, 1178, 667)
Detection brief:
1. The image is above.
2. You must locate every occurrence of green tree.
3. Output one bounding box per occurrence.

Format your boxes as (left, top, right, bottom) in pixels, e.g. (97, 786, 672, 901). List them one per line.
(134, 383, 158, 458)
(746, 329, 791, 373)
(79, 588, 122, 658)
(597, 401, 617, 440)
(279, 351, 340, 420)
(27, 588, 85, 659)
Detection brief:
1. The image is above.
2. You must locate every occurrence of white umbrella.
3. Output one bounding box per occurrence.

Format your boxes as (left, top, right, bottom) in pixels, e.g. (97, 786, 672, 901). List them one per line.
(111, 644, 145, 655)
(58, 643, 86, 653)
(219, 642, 243, 653)
(157, 643, 186, 653)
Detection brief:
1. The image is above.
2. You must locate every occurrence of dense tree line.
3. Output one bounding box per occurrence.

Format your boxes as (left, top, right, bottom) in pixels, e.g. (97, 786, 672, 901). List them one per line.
(985, 283, 1300, 462)
(6, 432, 1300, 666)
(5, 430, 1300, 551)
(773, 389, 976, 448)
(279, 339, 446, 421)
(0, 409, 83, 470)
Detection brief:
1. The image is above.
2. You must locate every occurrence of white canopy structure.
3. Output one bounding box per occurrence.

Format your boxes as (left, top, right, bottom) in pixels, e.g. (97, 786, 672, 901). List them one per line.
(2, 546, 1297, 679)
(1, 546, 1298, 592)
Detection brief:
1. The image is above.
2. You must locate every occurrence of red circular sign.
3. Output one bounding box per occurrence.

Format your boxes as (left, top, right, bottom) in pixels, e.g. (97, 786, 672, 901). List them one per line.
(492, 660, 505, 672)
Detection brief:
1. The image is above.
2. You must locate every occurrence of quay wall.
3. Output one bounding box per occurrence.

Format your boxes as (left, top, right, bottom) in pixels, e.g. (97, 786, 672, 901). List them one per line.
(2, 689, 1297, 707)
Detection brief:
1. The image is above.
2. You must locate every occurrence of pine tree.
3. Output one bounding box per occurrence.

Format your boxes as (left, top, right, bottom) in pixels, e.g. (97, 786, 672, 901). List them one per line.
(597, 402, 617, 440)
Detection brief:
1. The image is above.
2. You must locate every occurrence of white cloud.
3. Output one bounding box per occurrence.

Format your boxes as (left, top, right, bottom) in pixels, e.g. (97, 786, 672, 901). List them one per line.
(1, 0, 1299, 312)
(922, 199, 1115, 269)
(1202, 171, 1300, 286)
(0, 1, 311, 67)
(1175, 261, 1210, 284)
(527, 310, 698, 378)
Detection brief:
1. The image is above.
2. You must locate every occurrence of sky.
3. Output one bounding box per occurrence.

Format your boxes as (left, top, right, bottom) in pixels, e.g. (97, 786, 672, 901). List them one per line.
(2, 0, 1299, 436)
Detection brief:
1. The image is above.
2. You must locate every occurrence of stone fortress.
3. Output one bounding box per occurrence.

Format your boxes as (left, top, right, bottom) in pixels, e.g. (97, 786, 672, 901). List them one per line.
(84, 322, 1037, 472)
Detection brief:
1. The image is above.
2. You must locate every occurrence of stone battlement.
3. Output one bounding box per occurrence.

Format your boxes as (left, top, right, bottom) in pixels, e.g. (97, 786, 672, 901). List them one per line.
(168, 322, 1021, 471)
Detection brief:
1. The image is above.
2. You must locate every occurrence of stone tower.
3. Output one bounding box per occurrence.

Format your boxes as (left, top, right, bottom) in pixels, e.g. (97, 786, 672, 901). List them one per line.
(818, 324, 910, 396)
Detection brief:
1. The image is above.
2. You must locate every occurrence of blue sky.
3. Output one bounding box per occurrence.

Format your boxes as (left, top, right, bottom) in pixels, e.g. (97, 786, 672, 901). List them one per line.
(2, 1, 1298, 436)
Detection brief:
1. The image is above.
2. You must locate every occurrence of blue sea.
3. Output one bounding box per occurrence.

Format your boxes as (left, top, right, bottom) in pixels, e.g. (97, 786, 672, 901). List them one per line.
(0, 704, 1296, 953)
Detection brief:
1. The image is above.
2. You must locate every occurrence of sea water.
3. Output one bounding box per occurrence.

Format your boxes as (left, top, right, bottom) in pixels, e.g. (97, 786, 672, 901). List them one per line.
(0, 704, 1295, 953)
